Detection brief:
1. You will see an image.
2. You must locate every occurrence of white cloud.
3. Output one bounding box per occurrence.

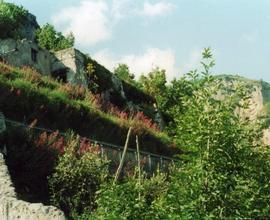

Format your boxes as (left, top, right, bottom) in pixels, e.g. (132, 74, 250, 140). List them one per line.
(52, 0, 175, 46)
(93, 48, 178, 81)
(52, 1, 111, 46)
(140, 1, 175, 17)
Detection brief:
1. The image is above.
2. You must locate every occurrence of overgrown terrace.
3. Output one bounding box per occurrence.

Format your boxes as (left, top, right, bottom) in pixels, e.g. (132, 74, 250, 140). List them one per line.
(0, 62, 178, 156)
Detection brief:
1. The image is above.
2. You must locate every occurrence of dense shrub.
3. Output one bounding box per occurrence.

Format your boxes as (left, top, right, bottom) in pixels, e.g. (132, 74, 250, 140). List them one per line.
(48, 134, 108, 218)
(82, 172, 168, 220)
(153, 48, 270, 219)
(80, 48, 270, 219)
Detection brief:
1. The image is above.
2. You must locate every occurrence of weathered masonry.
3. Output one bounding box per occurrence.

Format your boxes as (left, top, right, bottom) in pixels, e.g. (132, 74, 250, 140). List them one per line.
(0, 38, 51, 75)
(0, 38, 88, 86)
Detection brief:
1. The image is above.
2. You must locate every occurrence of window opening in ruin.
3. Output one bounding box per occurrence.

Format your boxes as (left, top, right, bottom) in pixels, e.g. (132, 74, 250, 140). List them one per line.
(52, 68, 68, 83)
(31, 48, 38, 62)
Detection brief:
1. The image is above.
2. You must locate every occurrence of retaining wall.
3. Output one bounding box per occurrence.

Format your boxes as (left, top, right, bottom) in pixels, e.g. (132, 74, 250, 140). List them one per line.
(0, 153, 67, 220)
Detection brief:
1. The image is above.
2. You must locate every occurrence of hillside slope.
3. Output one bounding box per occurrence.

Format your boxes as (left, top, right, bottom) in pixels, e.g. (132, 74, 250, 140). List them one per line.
(0, 62, 177, 156)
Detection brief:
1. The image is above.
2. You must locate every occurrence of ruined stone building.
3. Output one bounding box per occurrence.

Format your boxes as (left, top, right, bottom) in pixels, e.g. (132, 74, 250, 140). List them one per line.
(0, 10, 165, 129)
(0, 38, 88, 86)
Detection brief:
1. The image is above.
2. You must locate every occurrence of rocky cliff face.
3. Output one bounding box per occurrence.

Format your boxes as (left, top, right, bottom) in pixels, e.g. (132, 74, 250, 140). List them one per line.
(17, 12, 39, 42)
(219, 75, 270, 145)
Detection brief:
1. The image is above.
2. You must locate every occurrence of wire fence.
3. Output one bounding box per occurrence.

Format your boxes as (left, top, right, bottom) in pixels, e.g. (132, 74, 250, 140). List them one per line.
(1, 115, 177, 174)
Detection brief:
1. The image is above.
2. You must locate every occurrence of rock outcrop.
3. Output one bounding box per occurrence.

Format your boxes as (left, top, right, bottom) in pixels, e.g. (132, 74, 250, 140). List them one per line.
(219, 75, 270, 145)
(17, 12, 39, 42)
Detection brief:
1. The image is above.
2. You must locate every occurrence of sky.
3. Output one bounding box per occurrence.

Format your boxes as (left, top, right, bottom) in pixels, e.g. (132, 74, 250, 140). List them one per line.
(6, 0, 270, 82)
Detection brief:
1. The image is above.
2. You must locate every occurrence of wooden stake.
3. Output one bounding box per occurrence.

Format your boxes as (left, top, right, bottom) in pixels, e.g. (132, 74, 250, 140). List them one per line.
(114, 127, 132, 183)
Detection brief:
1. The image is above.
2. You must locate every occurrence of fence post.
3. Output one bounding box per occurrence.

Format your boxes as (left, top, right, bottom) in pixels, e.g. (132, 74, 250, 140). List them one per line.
(118, 149, 122, 162)
(100, 145, 104, 158)
(148, 155, 152, 173)
(160, 157, 163, 171)
(0, 112, 6, 133)
(136, 135, 141, 200)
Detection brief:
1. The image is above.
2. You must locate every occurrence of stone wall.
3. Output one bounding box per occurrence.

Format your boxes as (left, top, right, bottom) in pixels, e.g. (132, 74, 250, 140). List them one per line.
(52, 48, 87, 86)
(0, 153, 67, 220)
(0, 38, 51, 75)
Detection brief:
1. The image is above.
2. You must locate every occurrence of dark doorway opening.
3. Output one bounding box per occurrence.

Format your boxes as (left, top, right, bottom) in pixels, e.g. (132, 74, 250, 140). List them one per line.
(52, 68, 68, 83)
(31, 48, 38, 62)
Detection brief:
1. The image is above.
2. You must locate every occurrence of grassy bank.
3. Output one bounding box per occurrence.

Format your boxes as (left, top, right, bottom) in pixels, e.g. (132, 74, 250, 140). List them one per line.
(0, 62, 177, 156)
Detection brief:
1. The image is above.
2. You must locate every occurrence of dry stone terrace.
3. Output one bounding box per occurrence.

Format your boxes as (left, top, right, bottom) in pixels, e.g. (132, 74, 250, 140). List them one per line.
(0, 114, 67, 220)
(0, 152, 67, 220)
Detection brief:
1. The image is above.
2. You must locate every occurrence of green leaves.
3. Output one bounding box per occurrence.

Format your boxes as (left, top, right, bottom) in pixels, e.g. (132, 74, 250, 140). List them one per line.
(114, 64, 136, 85)
(91, 172, 169, 220)
(48, 134, 108, 218)
(36, 23, 75, 51)
(163, 48, 270, 219)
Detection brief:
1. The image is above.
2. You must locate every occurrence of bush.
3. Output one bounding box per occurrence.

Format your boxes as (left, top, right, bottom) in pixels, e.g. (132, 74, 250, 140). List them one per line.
(85, 48, 270, 219)
(48, 134, 108, 218)
(87, 172, 168, 220)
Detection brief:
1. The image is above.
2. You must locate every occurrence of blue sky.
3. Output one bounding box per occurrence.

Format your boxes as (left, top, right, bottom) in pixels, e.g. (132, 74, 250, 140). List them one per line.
(6, 0, 270, 82)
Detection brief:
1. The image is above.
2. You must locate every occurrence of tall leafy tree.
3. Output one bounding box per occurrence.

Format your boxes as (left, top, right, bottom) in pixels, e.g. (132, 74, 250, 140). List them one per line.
(36, 23, 74, 51)
(114, 64, 136, 84)
(159, 48, 270, 219)
(139, 67, 167, 108)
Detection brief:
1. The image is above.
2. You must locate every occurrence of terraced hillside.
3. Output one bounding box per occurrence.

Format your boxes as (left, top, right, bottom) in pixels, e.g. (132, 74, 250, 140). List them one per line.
(0, 62, 177, 156)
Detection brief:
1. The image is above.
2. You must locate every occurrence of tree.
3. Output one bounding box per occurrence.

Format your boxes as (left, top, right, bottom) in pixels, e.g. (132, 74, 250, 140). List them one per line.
(158, 48, 270, 219)
(36, 23, 75, 51)
(114, 64, 135, 84)
(139, 67, 167, 107)
(139, 68, 166, 96)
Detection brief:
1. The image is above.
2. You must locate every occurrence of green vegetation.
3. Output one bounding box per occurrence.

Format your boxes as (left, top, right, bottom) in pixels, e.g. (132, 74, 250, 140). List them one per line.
(83, 55, 156, 113)
(48, 133, 108, 218)
(0, 126, 57, 203)
(2, 46, 270, 219)
(36, 23, 75, 51)
(83, 48, 270, 219)
(114, 64, 138, 86)
(0, 62, 174, 155)
(0, 2, 28, 39)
